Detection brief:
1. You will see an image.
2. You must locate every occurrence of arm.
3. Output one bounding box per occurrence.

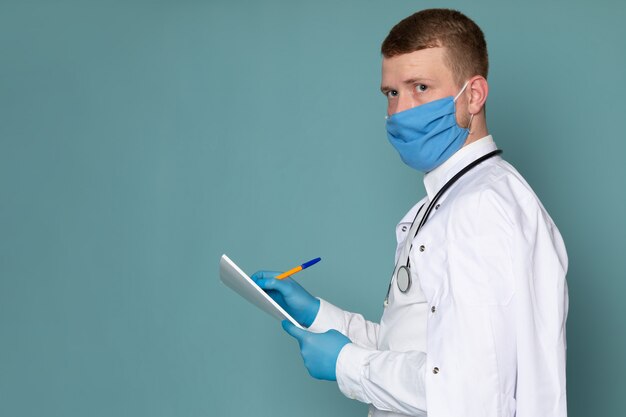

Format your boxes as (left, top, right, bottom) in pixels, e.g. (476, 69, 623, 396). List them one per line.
(251, 271, 380, 349)
(335, 345, 427, 415)
(513, 202, 568, 417)
(308, 298, 380, 349)
(281, 323, 427, 415)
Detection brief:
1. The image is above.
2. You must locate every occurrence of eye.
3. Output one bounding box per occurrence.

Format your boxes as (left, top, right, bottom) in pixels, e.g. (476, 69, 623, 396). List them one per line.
(415, 84, 428, 93)
(385, 90, 398, 98)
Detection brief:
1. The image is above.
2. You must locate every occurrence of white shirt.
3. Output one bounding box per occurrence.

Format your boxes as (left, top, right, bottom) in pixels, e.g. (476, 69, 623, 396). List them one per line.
(308, 136, 569, 417)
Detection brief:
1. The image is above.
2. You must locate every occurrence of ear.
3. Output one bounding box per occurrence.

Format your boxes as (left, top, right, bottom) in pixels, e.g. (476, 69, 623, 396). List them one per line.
(466, 75, 488, 115)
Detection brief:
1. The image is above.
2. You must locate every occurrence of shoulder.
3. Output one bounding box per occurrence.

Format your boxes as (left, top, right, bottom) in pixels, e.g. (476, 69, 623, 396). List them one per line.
(447, 158, 552, 237)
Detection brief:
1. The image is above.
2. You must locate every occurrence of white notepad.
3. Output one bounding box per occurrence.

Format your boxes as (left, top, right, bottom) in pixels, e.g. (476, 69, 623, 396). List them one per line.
(219, 254, 304, 329)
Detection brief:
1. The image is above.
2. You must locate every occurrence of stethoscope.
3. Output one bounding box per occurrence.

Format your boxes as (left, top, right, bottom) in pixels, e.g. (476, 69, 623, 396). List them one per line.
(384, 149, 503, 307)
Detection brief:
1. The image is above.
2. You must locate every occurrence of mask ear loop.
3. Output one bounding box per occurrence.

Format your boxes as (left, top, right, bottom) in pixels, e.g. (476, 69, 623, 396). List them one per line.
(454, 81, 473, 133)
(453, 81, 470, 102)
(466, 113, 474, 134)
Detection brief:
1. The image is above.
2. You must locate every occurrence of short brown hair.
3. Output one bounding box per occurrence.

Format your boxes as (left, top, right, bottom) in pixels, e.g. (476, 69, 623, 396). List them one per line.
(381, 9, 488, 86)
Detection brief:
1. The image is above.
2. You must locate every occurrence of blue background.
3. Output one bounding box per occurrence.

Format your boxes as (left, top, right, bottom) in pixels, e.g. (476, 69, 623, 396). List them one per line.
(1, 0, 624, 416)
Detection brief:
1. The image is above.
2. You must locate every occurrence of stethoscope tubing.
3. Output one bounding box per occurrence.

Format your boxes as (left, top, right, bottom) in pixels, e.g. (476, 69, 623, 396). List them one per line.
(384, 149, 503, 304)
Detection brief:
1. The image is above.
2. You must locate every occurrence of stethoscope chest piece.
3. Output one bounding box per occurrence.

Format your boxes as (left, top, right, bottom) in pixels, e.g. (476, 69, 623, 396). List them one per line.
(396, 266, 412, 293)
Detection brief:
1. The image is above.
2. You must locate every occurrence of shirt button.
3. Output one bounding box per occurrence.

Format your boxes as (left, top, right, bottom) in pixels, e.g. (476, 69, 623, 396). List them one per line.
(401, 226, 407, 232)
(431, 306, 436, 313)
(419, 245, 425, 252)
(435, 204, 441, 210)
(433, 367, 440, 374)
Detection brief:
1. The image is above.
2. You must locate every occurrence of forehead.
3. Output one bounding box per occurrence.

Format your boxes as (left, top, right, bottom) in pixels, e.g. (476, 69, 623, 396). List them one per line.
(381, 47, 453, 84)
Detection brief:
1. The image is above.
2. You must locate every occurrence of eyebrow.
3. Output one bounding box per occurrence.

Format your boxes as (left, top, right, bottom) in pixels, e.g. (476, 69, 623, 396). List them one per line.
(403, 77, 434, 85)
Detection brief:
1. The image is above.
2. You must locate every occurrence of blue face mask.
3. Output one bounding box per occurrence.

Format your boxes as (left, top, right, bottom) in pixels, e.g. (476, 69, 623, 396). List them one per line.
(385, 82, 472, 172)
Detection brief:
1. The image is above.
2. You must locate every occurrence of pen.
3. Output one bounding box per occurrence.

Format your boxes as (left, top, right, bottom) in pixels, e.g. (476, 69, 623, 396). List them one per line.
(275, 257, 321, 280)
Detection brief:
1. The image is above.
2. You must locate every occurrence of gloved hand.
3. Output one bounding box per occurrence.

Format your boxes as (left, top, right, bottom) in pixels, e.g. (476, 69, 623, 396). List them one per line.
(282, 320, 351, 381)
(250, 271, 321, 328)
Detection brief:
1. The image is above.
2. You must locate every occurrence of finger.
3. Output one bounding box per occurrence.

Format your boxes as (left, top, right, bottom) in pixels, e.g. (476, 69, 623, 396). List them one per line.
(250, 270, 280, 283)
(281, 320, 307, 341)
(255, 277, 287, 292)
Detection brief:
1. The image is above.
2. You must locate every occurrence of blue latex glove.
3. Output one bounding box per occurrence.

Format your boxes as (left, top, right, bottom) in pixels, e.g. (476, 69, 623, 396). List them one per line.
(282, 320, 351, 381)
(250, 271, 321, 328)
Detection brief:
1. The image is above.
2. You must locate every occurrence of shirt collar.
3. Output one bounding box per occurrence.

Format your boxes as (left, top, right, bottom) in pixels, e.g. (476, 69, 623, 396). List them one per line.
(423, 135, 498, 200)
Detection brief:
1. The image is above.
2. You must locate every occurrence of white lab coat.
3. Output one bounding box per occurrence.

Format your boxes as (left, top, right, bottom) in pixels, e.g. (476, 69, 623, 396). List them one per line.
(308, 136, 568, 417)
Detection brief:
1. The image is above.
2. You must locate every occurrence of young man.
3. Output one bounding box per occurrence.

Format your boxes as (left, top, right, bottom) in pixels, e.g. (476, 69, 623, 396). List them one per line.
(253, 9, 568, 417)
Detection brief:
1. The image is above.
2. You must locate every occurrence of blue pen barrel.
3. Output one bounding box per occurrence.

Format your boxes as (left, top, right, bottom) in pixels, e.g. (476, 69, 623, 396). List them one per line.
(301, 257, 321, 269)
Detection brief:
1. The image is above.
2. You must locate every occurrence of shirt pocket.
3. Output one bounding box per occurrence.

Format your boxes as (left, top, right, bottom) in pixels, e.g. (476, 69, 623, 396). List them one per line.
(448, 235, 514, 306)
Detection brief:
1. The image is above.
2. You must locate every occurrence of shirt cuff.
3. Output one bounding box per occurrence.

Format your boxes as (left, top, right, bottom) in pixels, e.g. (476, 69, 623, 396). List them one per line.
(335, 343, 374, 402)
(307, 298, 347, 334)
